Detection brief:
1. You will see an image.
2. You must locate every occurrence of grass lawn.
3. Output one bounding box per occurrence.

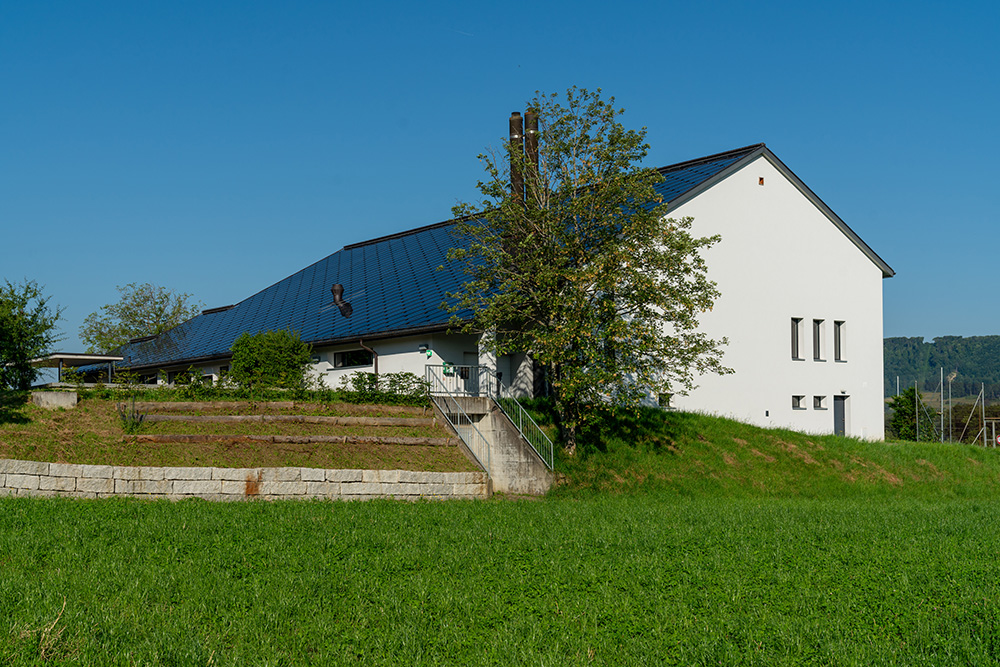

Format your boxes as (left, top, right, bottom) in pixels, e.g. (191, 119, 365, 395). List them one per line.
(6, 397, 1000, 663)
(3, 495, 1000, 665)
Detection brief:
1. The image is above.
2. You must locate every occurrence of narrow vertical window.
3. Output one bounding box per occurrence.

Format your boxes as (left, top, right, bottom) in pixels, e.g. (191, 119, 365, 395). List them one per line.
(792, 395, 805, 410)
(813, 319, 824, 361)
(834, 321, 845, 361)
(791, 318, 803, 360)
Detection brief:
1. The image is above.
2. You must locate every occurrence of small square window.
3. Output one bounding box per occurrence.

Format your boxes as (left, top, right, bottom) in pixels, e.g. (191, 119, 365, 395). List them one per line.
(814, 395, 826, 410)
(792, 395, 805, 410)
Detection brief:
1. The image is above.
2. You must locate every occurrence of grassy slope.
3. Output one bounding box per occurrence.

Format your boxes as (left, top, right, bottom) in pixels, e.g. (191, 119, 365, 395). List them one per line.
(0, 398, 476, 472)
(4, 395, 1000, 495)
(547, 408, 1000, 500)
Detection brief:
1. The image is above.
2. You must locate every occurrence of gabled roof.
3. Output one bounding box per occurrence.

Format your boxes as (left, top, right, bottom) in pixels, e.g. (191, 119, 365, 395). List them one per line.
(108, 143, 891, 371)
(115, 221, 474, 370)
(657, 143, 895, 278)
(653, 143, 765, 202)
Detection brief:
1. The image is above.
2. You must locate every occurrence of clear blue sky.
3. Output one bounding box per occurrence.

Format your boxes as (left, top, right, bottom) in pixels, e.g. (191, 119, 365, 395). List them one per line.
(3, 0, 997, 350)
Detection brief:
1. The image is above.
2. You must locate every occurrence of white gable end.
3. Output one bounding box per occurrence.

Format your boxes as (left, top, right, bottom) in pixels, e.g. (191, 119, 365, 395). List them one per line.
(669, 153, 886, 439)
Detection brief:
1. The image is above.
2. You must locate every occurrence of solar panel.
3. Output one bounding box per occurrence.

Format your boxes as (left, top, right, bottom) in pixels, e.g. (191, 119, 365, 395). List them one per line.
(94, 145, 762, 371)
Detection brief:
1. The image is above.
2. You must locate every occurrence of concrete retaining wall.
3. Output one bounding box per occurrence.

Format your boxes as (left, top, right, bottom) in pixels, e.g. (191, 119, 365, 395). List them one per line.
(31, 391, 78, 410)
(0, 459, 490, 501)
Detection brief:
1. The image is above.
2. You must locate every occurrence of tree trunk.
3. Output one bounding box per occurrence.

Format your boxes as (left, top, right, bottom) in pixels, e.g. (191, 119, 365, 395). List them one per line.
(553, 374, 579, 456)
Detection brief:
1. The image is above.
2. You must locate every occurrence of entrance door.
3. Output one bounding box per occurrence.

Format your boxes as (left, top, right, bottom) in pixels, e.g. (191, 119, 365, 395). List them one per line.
(833, 396, 848, 436)
(462, 352, 480, 396)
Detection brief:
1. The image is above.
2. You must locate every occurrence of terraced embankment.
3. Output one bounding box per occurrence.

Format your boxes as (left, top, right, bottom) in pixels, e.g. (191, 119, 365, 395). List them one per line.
(0, 398, 487, 500)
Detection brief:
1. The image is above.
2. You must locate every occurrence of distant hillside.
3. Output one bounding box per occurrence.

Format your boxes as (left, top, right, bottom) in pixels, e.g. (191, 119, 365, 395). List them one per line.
(884, 335, 1000, 399)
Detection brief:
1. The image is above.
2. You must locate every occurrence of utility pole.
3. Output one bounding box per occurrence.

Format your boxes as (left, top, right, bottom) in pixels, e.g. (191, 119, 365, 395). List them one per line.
(983, 383, 988, 448)
(940, 367, 944, 443)
(915, 380, 919, 441)
(947, 371, 957, 443)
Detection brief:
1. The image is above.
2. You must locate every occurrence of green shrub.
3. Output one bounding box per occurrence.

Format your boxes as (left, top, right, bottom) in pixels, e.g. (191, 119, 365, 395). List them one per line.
(229, 330, 312, 393)
(338, 371, 429, 406)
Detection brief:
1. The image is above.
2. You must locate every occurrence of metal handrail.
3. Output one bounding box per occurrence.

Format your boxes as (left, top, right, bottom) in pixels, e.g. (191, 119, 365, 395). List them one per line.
(425, 370, 492, 474)
(426, 364, 554, 470)
(492, 379, 554, 470)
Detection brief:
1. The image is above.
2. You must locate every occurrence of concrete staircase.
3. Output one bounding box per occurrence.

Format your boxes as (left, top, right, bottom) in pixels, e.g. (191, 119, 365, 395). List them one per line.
(429, 395, 554, 496)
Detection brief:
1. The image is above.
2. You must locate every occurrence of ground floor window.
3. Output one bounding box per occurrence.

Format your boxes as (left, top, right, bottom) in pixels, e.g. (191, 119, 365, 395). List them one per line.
(334, 349, 374, 368)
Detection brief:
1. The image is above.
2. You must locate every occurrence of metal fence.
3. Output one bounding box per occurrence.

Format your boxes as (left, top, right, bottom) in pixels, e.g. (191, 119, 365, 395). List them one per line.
(426, 364, 554, 470)
(426, 364, 499, 398)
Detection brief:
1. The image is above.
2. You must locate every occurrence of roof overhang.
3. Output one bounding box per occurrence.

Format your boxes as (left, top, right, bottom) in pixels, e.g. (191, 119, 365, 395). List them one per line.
(114, 322, 468, 372)
(29, 353, 124, 369)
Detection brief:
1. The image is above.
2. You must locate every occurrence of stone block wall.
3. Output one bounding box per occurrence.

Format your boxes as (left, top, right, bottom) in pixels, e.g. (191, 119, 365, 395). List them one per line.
(0, 459, 490, 501)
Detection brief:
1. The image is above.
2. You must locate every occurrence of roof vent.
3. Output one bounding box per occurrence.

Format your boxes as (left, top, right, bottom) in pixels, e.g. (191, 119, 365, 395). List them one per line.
(202, 305, 235, 315)
(128, 334, 159, 344)
(331, 284, 353, 318)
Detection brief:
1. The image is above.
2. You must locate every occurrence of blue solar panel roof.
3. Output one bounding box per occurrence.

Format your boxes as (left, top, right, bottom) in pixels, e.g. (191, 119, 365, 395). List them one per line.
(110, 144, 764, 370)
(653, 143, 763, 203)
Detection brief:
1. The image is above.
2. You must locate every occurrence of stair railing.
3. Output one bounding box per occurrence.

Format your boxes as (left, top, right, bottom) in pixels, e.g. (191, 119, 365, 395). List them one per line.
(489, 376, 554, 470)
(426, 364, 554, 470)
(425, 367, 492, 474)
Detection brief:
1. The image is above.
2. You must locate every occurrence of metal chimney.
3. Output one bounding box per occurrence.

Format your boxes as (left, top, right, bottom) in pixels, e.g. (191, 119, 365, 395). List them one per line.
(524, 110, 539, 202)
(509, 111, 524, 201)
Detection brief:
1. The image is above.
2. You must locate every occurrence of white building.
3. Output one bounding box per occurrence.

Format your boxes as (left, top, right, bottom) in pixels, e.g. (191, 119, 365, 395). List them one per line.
(664, 145, 892, 439)
(91, 144, 892, 439)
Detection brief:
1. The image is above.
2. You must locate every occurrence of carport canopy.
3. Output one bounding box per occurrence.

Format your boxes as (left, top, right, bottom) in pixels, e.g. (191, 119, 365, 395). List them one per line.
(30, 353, 124, 382)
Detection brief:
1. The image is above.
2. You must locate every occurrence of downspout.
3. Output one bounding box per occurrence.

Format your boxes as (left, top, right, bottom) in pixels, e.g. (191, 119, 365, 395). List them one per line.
(359, 339, 378, 379)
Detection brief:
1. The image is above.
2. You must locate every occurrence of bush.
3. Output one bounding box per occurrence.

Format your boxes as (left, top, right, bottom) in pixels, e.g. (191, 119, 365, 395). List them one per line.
(887, 386, 938, 442)
(338, 371, 429, 406)
(229, 330, 312, 393)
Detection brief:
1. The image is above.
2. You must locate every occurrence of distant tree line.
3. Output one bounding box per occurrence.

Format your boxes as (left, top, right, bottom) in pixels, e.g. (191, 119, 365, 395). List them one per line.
(885, 336, 1000, 400)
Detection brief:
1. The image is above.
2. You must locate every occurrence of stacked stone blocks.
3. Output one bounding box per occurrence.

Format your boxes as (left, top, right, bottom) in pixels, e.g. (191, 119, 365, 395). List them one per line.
(0, 459, 490, 501)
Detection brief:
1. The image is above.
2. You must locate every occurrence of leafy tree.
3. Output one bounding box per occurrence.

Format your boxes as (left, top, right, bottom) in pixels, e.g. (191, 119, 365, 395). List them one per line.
(448, 88, 730, 453)
(229, 329, 312, 392)
(887, 386, 938, 442)
(0, 280, 62, 390)
(80, 282, 201, 353)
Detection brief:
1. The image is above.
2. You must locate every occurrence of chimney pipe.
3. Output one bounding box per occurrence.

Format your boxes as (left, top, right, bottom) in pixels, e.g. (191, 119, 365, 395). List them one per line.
(509, 111, 524, 201)
(524, 110, 539, 202)
(330, 283, 353, 318)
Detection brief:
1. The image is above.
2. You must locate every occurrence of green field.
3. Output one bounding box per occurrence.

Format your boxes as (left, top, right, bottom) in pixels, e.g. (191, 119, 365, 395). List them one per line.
(5, 401, 1000, 664)
(3, 495, 1000, 665)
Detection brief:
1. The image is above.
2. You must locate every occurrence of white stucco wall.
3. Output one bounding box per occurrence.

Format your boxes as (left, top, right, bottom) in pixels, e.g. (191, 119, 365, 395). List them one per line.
(309, 332, 481, 389)
(178, 332, 481, 390)
(669, 155, 887, 439)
